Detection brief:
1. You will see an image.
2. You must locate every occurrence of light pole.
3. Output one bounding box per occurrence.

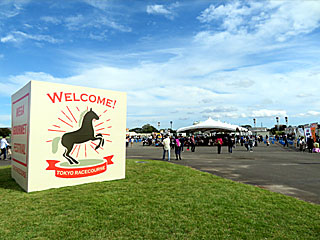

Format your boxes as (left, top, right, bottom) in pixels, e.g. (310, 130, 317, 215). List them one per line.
(253, 118, 256, 128)
(170, 121, 173, 130)
(157, 122, 160, 130)
(285, 116, 288, 126)
(276, 117, 279, 131)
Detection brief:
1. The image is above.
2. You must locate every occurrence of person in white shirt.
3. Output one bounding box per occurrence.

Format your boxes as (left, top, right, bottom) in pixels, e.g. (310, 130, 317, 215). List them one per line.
(162, 135, 171, 161)
(0, 136, 9, 160)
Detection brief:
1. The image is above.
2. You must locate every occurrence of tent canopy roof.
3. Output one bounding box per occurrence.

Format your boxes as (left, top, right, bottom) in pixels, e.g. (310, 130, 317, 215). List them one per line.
(177, 117, 248, 133)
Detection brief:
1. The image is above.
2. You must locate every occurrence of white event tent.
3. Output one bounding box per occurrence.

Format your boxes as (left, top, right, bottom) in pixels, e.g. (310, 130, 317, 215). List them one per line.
(177, 117, 248, 133)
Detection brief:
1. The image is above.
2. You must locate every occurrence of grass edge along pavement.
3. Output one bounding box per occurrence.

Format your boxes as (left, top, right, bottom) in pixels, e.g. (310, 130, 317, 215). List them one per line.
(0, 159, 319, 239)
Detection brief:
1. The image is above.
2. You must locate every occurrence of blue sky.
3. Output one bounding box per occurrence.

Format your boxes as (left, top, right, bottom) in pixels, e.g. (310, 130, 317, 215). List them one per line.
(1, 0, 320, 129)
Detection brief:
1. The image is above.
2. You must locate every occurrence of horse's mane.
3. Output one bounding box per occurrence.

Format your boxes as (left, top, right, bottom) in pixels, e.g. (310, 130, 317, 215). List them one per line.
(78, 110, 89, 127)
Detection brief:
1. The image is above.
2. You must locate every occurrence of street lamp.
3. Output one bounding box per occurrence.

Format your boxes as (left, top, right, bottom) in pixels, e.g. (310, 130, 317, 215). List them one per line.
(170, 121, 173, 129)
(253, 118, 256, 128)
(276, 117, 279, 130)
(285, 116, 288, 126)
(157, 122, 160, 129)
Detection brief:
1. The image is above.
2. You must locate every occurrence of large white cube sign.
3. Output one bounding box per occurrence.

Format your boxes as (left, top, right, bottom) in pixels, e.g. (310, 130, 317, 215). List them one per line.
(11, 81, 126, 192)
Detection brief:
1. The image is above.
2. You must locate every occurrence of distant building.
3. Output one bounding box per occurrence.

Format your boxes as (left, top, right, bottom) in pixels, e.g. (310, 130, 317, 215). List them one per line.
(249, 127, 270, 137)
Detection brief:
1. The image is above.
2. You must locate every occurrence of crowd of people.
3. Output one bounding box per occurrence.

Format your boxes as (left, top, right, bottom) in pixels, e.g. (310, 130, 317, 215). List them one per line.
(160, 134, 267, 161)
(296, 136, 320, 153)
(126, 132, 320, 162)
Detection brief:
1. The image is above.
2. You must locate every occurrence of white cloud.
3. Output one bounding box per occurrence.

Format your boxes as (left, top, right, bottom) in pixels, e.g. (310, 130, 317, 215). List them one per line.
(197, 0, 320, 41)
(201, 107, 237, 113)
(202, 112, 246, 120)
(250, 109, 287, 118)
(83, 0, 109, 10)
(295, 111, 320, 117)
(63, 14, 131, 32)
(296, 93, 312, 98)
(1, 31, 62, 44)
(65, 14, 85, 30)
(1, 34, 17, 43)
(0, 72, 63, 96)
(197, 0, 257, 32)
(99, 17, 132, 32)
(147, 5, 171, 15)
(227, 79, 255, 88)
(23, 23, 33, 28)
(10, 72, 60, 85)
(146, 3, 179, 19)
(0, 0, 30, 18)
(41, 16, 61, 24)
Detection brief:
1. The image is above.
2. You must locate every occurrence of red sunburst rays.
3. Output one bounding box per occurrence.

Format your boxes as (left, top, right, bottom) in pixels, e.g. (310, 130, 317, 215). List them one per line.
(47, 106, 112, 158)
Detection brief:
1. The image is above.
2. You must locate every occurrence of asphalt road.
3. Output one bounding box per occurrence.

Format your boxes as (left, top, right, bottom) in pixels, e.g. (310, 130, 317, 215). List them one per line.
(126, 142, 320, 204)
(0, 159, 11, 167)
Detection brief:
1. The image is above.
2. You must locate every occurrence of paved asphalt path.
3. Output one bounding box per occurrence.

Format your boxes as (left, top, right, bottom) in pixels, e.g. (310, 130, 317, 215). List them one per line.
(0, 159, 11, 167)
(126, 142, 320, 204)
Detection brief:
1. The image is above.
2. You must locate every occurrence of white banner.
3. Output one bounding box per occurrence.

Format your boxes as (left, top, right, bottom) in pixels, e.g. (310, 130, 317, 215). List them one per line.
(304, 128, 311, 138)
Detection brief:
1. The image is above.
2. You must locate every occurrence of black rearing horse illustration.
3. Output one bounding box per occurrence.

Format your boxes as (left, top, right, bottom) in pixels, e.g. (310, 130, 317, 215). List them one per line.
(61, 108, 104, 165)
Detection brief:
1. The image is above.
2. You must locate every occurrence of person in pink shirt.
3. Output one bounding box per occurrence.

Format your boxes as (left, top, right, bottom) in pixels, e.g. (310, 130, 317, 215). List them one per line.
(175, 136, 182, 160)
(216, 137, 223, 154)
(190, 135, 196, 152)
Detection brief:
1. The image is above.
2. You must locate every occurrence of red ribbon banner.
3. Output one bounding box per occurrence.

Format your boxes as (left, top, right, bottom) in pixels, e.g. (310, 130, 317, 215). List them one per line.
(46, 155, 114, 178)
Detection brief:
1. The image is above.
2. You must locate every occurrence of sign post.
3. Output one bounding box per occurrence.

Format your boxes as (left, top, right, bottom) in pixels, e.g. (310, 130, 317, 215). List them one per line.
(11, 81, 126, 192)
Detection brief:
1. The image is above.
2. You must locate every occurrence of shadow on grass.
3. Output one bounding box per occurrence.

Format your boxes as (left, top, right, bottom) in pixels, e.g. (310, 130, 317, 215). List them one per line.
(0, 167, 24, 192)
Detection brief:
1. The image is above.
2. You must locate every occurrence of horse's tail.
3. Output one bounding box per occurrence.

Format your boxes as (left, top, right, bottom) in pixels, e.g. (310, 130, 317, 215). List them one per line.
(52, 137, 61, 154)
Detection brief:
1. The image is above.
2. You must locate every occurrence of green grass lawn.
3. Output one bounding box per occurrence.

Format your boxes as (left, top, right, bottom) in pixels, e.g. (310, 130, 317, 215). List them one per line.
(0, 159, 319, 239)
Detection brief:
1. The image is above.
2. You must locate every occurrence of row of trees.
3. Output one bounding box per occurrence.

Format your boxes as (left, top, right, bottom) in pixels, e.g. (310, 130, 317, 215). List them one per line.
(130, 124, 176, 134)
(130, 124, 158, 133)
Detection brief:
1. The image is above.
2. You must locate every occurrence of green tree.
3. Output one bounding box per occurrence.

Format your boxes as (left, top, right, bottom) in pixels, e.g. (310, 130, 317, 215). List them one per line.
(129, 127, 143, 133)
(141, 124, 158, 133)
(129, 124, 158, 133)
(0, 128, 11, 137)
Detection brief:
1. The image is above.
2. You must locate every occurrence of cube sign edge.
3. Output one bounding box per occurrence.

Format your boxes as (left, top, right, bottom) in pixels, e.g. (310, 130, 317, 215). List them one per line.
(11, 80, 127, 192)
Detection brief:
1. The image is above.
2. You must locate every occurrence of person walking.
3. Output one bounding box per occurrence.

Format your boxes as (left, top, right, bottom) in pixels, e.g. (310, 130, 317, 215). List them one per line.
(216, 137, 223, 154)
(244, 136, 249, 151)
(266, 135, 270, 146)
(0, 136, 9, 160)
(299, 137, 306, 152)
(162, 135, 171, 161)
(190, 135, 196, 152)
(126, 137, 129, 147)
(307, 136, 314, 153)
(175, 136, 182, 160)
(248, 136, 253, 152)
(227, 135, 234, 153)
(283, 135, 289, 147)
(170, 136, 175, 150)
